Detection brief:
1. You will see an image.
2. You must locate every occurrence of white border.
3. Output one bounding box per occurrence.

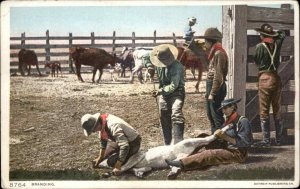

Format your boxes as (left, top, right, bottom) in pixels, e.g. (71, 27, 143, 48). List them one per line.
(1, 0, 299, 188)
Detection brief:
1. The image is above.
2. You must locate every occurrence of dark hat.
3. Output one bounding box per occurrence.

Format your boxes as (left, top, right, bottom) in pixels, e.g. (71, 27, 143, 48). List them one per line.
(81, 113, 100, 136)
(203, 27, 222, 40)
(255, 23, 278, 37)
(150, 44, 178, 67)
(218, 98, 241, 111)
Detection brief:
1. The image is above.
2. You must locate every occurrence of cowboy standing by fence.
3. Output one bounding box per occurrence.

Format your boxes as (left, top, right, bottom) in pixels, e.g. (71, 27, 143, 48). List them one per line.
(150, 44, 185, 145)
(81, 113, 141, 176)
(253, 23, 286, 147)
(203, 27, 228, 134)
(165, 98, 253, 179)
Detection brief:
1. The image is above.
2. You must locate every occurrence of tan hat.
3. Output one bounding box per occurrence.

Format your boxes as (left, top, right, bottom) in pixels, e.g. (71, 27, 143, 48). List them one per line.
(255, 23, 278, 37)
(204, 27, 222, 40)
(150, 44, 178, 67)
(81, 113, 100, 136)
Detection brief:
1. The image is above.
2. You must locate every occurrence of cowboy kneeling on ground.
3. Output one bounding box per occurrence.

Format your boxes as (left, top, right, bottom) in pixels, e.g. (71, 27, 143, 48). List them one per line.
(81, 113, 141, 176)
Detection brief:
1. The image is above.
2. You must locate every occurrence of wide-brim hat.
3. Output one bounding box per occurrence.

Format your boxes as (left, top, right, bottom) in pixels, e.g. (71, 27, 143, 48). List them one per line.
(218, 98, 241, 111)
(150, 44, 178, 67)
(81, 113, 100, 136)
(255, 23, 278, 37)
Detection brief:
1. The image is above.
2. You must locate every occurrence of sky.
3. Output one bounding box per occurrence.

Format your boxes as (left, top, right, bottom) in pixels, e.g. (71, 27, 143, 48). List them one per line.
(7, 1, 284, 38)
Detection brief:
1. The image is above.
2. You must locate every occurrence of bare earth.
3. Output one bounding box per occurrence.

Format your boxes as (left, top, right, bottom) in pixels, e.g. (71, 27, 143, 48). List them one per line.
(8, 70, 295, 181)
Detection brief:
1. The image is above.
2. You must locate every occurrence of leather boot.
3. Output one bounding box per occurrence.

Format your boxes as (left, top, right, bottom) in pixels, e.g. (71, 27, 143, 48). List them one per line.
(274, 119, 284, 146)
(254, 118, 271, 147)
(173, 123, 184, 144)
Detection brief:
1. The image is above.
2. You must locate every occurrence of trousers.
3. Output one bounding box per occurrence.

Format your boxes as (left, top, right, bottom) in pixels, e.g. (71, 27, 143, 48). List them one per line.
(258, 71, 282, 120)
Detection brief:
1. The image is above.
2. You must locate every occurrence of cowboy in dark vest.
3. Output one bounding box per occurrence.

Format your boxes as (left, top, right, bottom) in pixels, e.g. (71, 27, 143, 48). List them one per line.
(165, 98, 253, 179)
(203, 27, 228, 134)
(253, 24, 286, 147)
(81, 113, 141, 175)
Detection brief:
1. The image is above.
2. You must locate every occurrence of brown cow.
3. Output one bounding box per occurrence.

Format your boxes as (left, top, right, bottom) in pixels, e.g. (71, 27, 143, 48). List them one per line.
(44, 61, 62, 77)
(177, 46, 207, 92)
(18, 49, 42, 76)
(69, 47, 116, 83)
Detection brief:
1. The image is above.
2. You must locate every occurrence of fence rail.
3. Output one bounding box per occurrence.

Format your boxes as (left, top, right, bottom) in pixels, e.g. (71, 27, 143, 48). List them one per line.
(10, 30, 204, 73)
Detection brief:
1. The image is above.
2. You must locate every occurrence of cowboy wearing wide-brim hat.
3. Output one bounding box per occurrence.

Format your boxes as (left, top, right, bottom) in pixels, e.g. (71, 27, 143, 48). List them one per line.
(150, 44, 185, 145)
(81, 113, 141, 176)
(218, 98, 241, 111)
(253, 23, 286, 147)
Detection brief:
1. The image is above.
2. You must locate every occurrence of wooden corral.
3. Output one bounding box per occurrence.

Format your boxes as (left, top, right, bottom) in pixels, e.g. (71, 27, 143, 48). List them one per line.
(222, 4, 295, 132)
(10, 30, 203, 74)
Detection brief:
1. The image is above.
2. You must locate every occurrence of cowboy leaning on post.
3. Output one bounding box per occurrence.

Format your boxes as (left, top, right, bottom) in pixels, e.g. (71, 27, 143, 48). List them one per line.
(253, 24, 286, 147)
(150, 44, 185, 145)
(81, 113, 141, 175)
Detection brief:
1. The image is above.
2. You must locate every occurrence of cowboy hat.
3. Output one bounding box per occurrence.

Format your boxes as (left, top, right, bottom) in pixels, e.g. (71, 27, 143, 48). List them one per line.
(203, 27, 222, 40)
(255, 23, 278, 37)
(81, 113, 100, 136)
(218, 98, 241, 111)
(150, 44, 178, 67)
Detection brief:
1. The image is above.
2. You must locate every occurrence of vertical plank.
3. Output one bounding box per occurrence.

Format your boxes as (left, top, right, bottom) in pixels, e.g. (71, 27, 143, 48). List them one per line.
(45, 30, 50, 62)
(172, 33, 177, 46)
(21, 32, 25, 49)
(112, 31, 116, 53)
(153, 30, 156, 45)
(68, 33, 74, 73)
(232, 5, 248, 115)
(91, 32, 95, 45)
(132, 32, 136, 48)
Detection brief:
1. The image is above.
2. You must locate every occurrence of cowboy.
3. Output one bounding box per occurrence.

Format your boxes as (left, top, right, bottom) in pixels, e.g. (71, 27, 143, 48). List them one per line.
(165, 98, 253, 179)
(81, 113, 141, 175)
(253, 24, 286, 147)
(203, 27, 228, 134)
(150, 44, 185, 145)
(183, 17, 197, 43)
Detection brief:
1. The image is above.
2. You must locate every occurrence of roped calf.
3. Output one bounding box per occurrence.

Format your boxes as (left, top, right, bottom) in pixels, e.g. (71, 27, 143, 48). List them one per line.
(44, 61, 62, 77)
(99, 124, 233, 178)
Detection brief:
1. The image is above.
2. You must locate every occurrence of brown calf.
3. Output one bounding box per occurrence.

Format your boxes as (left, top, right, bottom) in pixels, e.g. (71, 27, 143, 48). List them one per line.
(44, 61, 62, 77)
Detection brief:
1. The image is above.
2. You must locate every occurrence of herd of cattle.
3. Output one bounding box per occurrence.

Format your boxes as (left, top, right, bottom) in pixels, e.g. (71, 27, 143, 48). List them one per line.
(17, 44, 206, 87)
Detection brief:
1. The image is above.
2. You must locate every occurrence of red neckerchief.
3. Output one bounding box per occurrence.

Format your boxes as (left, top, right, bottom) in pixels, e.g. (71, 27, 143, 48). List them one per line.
(207, 42, 228, 61)
(98, 114, 109, 140)
(224, 112, 238, 126)
(262, 37, 274, 44)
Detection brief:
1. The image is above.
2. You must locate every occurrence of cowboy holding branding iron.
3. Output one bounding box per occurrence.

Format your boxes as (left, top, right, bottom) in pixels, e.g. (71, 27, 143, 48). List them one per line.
(81, 113, 141, 175)
(253, 23, 286, 147)
(150, 44, 185, 145)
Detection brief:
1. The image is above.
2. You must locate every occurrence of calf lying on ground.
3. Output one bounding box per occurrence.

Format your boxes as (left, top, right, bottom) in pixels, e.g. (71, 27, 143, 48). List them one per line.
(98, 124, 233, 178)
(44, 61, 62, 77)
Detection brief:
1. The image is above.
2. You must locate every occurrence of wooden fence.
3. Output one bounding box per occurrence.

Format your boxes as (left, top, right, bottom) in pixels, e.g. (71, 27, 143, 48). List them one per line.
(10, 30, 202, 73)
(222, 4, 295, 132)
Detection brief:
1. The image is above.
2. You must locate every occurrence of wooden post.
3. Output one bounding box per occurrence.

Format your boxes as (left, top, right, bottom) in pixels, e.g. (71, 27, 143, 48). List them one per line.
(172, 33, 177, 46)
(45, 30, 50, 63)
(112, 31, 116, 53)
(132, 32, 136, 48)
(91, 32, 95, 46)
(154, 30, 156, 45)
(69, 33, 74, 73)
(21, 32, 25, 49)
(223, 5, 248, 115)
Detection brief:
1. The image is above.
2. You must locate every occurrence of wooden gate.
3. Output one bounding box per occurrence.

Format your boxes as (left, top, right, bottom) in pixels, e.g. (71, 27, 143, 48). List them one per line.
(222, 4, 295, 132)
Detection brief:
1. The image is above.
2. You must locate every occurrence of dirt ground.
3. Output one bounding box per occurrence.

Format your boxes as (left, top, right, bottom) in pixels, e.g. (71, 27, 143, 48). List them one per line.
(8, 70, 296, 181)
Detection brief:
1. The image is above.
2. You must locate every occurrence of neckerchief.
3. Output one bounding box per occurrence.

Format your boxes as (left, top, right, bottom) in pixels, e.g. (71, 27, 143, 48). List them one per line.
(224, 112, 238, 126)
(207, 42, 228, 61)
(98, 113, 109, 140)
(262, 37, 274, 44)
